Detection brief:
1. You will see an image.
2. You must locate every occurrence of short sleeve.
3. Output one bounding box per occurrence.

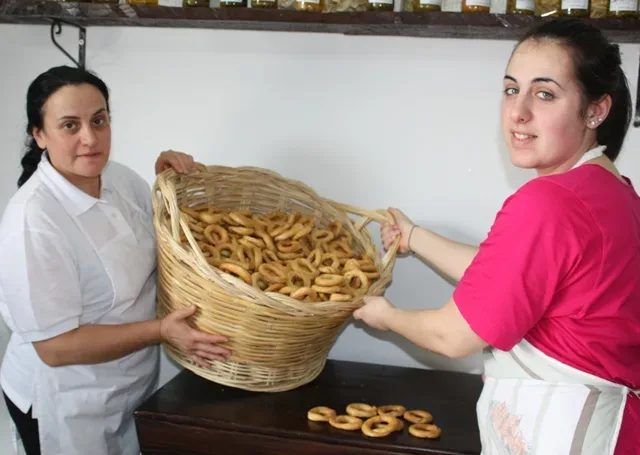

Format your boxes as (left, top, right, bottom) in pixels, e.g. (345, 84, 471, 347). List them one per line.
(0, 228, 82, 342)
(453, 179, 596, 351)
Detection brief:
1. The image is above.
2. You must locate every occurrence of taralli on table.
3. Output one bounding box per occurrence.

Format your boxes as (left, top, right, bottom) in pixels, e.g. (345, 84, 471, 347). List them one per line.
(404, 410, 433, 424)
(329, 415, 363, 431)
(346, 403, 378, 418)
(178, 206, 381, 303)
(409, 423, 442, 439)
(361, 414, 400, 438)
(377, 404, 407, 418)
(307, 406, 336, 422)
(307, 403, 440, 439)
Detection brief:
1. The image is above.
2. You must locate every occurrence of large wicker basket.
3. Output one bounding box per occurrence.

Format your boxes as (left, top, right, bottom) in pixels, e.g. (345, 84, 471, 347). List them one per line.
(151, 164, 399, 392)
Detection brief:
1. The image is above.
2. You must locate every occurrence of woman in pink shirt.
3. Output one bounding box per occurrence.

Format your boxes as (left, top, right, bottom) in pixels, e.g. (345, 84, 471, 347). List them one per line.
(354, 17, 640, 455)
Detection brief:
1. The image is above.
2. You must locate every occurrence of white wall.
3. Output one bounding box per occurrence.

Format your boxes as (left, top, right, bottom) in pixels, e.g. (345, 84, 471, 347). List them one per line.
(1, 23, 639, 394)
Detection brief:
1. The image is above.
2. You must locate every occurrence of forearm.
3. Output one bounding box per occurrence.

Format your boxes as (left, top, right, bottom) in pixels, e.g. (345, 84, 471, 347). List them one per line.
(409, 226, 478, 283)
(382, 300, 487, 359)
(384, 308, 452, 357)
(33, 320, 162, 367)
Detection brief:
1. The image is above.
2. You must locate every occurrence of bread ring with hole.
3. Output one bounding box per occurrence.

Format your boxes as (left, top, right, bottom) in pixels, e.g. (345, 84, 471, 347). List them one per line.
(315, 274, 345, 287)
(328, 415, 362, 431)
(344, 269, 369, 295)
(307, 406, 336, 422)
(291, 287, 318, 302)
(330, 293, 353, 302)
(258, 263, 287, 284)
(320, 252, 340, 269)
(251, 272, 269, 291)
(409, 423, 441, 439)
(404, 410, 433, 424)
(346, 403, 377, 418)
(311, 285, 342, 294)
(307, 248, 323, 267)
(361, 415, 399, 438)
(287, 271, 312, 288)
(377, 405, 407, 418)
(290, 258, 319, 278)
(218, 262, 252, 285)
(229, 212, 254, 227)
(312, 229, 335, 244)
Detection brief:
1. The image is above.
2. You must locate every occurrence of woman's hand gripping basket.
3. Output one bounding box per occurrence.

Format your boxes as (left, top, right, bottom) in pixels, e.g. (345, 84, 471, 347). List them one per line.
(152, 164, 399, 392)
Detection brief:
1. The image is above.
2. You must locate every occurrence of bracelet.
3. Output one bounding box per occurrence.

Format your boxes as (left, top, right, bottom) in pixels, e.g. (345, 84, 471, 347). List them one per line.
(408, 225, 417, 253)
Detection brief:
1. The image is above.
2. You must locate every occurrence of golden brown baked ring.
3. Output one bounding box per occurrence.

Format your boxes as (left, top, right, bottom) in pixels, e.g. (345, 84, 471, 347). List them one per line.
(328, 415, 362, 431)
(307, 406, 336, 422)
(408, 423, 441, 439)
(346, 403, 377, 418)
(377, 405, 407, 418)
(404, 410, 433, 424)
(361, 415, 399, 437)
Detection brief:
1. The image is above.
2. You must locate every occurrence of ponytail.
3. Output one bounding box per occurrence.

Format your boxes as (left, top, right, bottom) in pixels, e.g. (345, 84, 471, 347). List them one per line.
(597, 65, 632, 162)
(18, 138, 44, 188)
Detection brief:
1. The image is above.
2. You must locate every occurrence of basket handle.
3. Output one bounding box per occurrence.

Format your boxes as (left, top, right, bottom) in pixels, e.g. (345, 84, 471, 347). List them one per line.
(326, 199, 400, 273)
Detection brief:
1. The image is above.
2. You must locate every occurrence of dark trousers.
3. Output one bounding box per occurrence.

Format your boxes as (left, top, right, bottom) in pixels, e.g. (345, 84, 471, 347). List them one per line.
(3, 392, 41, 455)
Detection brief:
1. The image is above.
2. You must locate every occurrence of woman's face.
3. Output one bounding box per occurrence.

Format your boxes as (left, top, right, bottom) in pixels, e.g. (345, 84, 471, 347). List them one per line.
(32, 83, 111, 183)
(501, 39, 601, 175)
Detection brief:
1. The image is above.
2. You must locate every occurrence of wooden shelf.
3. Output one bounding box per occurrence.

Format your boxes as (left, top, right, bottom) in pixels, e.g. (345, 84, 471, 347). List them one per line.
(3, 0, 640, 42)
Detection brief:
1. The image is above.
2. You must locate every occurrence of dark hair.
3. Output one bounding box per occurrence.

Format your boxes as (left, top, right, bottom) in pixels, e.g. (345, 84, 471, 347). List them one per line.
(18, 66, 111, 188)
(516, 18, 632, 162)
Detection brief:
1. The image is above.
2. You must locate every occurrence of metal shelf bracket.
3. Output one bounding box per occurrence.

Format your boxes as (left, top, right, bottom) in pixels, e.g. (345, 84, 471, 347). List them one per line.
(49, 18, 86, 69)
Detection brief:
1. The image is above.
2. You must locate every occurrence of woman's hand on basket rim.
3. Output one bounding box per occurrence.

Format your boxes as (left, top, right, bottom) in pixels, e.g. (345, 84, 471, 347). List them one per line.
(160, 305, 231, 368)
(381, 207, 415, 255)
(352, 296, 395, 331)
(155, 150, 197, 175)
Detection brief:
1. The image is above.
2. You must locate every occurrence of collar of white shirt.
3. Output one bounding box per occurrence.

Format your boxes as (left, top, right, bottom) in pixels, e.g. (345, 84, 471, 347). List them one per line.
(38, 151, 114, 217)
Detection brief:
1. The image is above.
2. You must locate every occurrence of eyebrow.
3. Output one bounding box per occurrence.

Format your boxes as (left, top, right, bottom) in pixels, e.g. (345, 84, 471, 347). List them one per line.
(504, 75, 563, 89)
(58, 107, 107, 122)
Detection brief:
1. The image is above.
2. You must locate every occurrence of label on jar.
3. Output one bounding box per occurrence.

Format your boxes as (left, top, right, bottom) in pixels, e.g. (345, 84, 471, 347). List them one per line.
(515, 0, 534, 10)
(561, 0, 589, 9)
(465, 0, 490, 6)
(609, 0, 637, 10)
(420, 0, 441, 4)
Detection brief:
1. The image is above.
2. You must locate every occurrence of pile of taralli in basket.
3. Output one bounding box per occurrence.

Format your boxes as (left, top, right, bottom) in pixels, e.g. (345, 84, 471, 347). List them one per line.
(152, 164, 398, 392)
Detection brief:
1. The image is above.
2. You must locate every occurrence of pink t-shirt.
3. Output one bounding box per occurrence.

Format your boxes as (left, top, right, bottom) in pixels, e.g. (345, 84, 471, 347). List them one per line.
(454, 164, 640, 455)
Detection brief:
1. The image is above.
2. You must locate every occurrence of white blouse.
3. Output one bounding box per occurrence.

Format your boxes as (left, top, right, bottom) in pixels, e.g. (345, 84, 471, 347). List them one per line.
(0, 153, 158, 415)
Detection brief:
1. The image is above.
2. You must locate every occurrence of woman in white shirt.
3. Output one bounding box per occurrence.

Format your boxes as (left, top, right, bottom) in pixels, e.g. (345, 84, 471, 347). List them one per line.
(0, 65, 231, 455)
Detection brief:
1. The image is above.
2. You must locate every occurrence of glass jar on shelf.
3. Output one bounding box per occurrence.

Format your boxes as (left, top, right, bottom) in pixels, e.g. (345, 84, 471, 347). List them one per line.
(183, 0, 210, 6)
(253, 0, 279, 7)
(560, 0, 590, 15)
(462, 0, 490, 12)
(607, 0, 638, 16)
(126, 0, 160, 5)
(506, 0, 535, 13)
(220, 0, 248, 6)
(412, 0, 441, 10)
(367, 0, 393, 11)
(294, 0, 324, 11)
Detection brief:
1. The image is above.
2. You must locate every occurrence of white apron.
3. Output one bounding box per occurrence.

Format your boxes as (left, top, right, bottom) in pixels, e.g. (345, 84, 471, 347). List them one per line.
(31, 196, 159, 455)
(476, 146, 640, 455)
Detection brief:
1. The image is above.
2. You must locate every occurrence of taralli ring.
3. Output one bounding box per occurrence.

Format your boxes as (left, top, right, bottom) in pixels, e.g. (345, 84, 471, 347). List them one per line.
(328, 415, 363, 431)
(361, 415, 399, 438)
(346, 403, 378, 418)
(404, 410, 433, 424)
(307, 406, 336, 422)
(409, 423, 441, 439)
(377, 405, 407, 418)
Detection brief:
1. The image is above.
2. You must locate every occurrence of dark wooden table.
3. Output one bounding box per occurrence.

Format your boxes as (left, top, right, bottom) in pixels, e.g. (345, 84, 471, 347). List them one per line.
(135, 359, 483, 455)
